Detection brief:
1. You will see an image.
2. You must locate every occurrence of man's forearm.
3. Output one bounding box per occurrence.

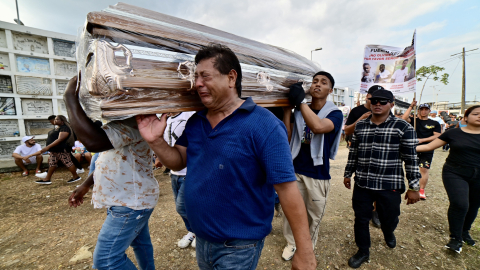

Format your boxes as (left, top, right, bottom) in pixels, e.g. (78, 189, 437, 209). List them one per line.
(402, 106, 413, 120)
(344, 123, 356, 135)
(275, 181, 313, 253)
(81, 173, 95, 188)
(148, 139, 186, 171)
(12, 153, 23, 159)
(64, 92, 112, 151)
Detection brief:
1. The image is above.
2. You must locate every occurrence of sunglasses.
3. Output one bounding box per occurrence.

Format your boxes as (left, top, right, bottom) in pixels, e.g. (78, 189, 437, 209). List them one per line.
(370, 99, 390, 105)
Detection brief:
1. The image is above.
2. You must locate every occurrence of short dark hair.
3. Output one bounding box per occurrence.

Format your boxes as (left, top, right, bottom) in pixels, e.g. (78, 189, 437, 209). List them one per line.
(312, 71, 335, 88)
(403, 59, 408, 63)
(380, 64, 385, 68)
(48, 115, 56, 120)
(465, 105, 480, 120)
(195, 44, 242, 97)
(363, 63, 370, 70)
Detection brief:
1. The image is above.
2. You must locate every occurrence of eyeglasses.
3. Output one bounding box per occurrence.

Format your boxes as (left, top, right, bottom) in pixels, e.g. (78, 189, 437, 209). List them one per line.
(370, 99, 390, 105)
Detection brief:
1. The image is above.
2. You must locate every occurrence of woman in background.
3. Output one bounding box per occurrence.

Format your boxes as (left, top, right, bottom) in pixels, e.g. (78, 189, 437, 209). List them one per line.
(417, 105, 480, 253)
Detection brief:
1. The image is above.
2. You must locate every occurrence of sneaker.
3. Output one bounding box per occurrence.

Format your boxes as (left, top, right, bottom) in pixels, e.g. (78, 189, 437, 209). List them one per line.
(445, 238, 462, 254)
(463, 231, 476, 246)
(35, 172, 48, 179)
(76, 168, 85, 174)
(191, 237, 196, 248)
(22, 171, 29, 177)
(178, 232, 195, 248)
(419, 189, 426, 200)
(282, 244, 296, 261)
(35, 180, 52, 185)
(67, 177, 82, 184)
(372, 210, 381, 228)
(348, 250, 369, 268)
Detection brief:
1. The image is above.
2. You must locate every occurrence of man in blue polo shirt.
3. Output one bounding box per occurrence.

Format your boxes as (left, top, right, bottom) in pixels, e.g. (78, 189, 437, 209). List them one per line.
(281, 71, 343, 260)
(136, 44, 316, 270)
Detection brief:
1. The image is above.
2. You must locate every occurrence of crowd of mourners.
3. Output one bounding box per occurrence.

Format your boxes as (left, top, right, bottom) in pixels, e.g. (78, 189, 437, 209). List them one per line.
(11, 44, 480, 270)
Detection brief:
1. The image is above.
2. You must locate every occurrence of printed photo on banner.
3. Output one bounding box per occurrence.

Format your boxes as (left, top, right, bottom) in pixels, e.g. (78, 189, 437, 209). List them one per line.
(360, 31, 416, 94)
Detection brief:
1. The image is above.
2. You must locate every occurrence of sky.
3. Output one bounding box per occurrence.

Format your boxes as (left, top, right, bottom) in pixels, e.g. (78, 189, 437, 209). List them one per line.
(1, 0, 479, 107)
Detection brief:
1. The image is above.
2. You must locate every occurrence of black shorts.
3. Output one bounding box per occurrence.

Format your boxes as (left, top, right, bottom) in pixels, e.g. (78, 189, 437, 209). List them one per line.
(417, 152, 433, 169)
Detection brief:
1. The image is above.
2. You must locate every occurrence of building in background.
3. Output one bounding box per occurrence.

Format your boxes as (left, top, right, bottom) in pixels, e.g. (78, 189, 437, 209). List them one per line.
(0, 21, 76, 160)
(328, 87, 350, 107)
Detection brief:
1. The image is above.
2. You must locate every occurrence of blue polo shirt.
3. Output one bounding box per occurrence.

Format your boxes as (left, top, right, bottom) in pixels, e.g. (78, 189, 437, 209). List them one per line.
(176, 97, 296, 242)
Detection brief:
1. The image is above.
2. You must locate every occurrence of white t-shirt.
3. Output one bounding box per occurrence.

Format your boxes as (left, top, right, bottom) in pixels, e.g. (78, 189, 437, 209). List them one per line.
(163, 112, 195, 176)
(379, 70, 391, 79)
(92, 118, 159, 210)
(391, 68, 408, 83)
(14, 143, 42, 157)
(429, 116, 445, 126)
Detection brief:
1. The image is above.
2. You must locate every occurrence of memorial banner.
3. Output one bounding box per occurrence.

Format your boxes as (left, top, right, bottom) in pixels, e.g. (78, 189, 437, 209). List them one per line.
(0, 75, 13, 93)
(54, 60, 77, 77)
(0, 30, 7, 48)
(0, 120, 19, 137)
(53, 39, 76, 58)
(0, 97, 16, 115)
(12, 32, 48, 54)
(360, 31, 416, 94)
(56, 80, 69, 95)
(0, 53, 11, 71)
(21, 99, 53, 115)
(16, 56, 51, 75)
(25, 120, 52, 135)
(16, 76, 52, 95)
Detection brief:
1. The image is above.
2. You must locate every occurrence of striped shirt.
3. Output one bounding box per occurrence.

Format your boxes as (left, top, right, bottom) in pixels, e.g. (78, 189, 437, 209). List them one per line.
(344, 114, 420, 191)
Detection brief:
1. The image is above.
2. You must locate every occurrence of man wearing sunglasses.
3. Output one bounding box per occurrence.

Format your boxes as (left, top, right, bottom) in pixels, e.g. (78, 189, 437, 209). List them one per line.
(344, 89, 421, 268)
(402, 102, 441, 200)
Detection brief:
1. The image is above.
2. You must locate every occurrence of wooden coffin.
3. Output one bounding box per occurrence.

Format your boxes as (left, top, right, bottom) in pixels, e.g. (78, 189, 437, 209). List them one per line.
(77, 3, 319, 120)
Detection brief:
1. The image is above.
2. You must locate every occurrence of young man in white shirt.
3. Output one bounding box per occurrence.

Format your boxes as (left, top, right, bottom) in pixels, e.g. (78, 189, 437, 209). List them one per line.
(390, 59, 409, 83)
(164, 111, 196, 249)
(375, 64, 391, 83)
(429, 110, 445, 132)
(12, 136, 43, 176)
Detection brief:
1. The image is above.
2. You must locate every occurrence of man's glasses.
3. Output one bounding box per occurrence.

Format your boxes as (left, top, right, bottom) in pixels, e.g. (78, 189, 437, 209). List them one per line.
(370, 99, 390, 105)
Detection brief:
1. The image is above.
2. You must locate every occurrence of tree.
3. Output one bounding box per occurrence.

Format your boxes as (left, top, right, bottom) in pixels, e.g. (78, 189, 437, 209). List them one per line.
(416, 65, 449, 104)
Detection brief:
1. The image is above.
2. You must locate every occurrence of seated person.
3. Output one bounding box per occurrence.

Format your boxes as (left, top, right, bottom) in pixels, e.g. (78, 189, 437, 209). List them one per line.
(12, 136, 43, 176)
(72, 140, 92, 165)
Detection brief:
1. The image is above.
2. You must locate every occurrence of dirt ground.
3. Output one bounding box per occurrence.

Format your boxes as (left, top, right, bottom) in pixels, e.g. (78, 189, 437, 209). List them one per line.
(1, 143, 479, 269)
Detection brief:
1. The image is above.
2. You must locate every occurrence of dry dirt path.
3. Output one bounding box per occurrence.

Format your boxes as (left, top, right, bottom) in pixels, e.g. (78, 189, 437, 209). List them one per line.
(1, 144, 479, 269)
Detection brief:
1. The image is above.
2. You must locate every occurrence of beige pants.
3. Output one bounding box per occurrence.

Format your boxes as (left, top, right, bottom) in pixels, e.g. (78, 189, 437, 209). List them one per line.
(282, 173, 330, 248)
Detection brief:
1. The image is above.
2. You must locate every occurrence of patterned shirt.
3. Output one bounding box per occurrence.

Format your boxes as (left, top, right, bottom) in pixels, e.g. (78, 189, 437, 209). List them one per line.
(344, 114, 420, 191)
(92, 118, 159, 210)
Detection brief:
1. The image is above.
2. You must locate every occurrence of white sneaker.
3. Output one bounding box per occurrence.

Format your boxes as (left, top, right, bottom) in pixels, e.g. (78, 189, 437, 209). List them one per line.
(76, 168, 85, 174)
(191, 237, 196, 248)
(178, 232, 195, 248)
(35, 172, 48, 179)
(282, 244, 296, 261)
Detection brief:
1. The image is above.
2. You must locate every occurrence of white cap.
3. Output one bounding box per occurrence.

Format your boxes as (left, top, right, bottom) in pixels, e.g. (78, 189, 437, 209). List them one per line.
(22, 136, 34, 143)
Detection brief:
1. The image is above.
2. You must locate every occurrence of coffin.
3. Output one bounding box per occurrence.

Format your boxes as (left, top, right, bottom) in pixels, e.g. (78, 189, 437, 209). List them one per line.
(77, 2, 320, 121)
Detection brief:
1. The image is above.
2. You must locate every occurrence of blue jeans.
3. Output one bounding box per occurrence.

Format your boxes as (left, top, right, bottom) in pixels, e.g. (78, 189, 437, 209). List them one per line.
(93, 206, 155, 270)
(89, 152, 100, 176)
(171, 174, 192, 232)
(196, 237, 265, 270)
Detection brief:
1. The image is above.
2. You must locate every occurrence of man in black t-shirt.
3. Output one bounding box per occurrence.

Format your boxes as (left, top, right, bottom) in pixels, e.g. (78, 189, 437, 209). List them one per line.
(402, 102, 441, 200)
(344, 85, 382, 228)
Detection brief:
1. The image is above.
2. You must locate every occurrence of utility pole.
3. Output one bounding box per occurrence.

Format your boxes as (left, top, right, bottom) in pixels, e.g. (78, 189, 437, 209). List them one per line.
(451, 47, 478, 114)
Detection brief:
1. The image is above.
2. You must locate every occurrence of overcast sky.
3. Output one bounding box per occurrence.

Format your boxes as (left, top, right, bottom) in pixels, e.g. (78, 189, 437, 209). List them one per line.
(1, 0, 479, 105)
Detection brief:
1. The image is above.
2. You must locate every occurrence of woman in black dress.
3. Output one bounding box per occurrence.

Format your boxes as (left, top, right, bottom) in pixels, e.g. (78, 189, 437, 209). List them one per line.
(27, 115, 81, 185)
(417, 105, 480, 253)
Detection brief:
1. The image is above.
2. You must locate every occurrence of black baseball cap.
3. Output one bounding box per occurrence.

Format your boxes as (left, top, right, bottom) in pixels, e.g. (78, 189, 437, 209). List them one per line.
(367, 85, 385, 95)
(419, 103, 430, 109)
(368, 89, 394, 102)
